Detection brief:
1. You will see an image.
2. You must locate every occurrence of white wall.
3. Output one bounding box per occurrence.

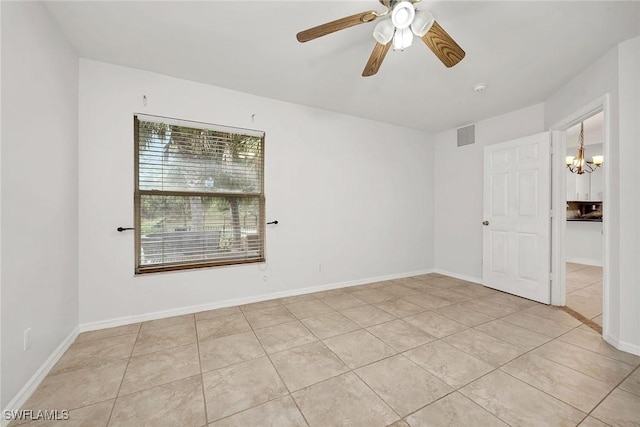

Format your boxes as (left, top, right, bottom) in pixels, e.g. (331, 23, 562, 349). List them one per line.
(433, 104, 545, 281)
(78, 60, 434, 325)
(1, 2, 79, 409)
(545, 37, 640, 354)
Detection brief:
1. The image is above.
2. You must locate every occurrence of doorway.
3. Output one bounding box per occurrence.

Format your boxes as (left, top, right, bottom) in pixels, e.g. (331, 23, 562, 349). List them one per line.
(549, 95, 611, 337)
(563, 112, 604, 329)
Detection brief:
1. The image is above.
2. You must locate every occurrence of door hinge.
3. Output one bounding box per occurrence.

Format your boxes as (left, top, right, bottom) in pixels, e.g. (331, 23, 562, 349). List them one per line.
(550, 209, 554, 218)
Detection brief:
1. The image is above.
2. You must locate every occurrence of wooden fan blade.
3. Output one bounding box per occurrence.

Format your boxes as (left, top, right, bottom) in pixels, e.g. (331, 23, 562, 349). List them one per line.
(362, 42, 391, 77)
(297, 11, 378, 43)
(420, 21, 465, 68)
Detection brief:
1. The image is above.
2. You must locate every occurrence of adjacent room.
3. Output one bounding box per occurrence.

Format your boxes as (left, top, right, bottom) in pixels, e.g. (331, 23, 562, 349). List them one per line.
(2, 1, 640, 426)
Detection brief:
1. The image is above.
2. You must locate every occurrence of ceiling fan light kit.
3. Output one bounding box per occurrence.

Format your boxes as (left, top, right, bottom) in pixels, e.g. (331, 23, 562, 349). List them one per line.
(296, 0, 465, 77)
(391, 1, 415, 29)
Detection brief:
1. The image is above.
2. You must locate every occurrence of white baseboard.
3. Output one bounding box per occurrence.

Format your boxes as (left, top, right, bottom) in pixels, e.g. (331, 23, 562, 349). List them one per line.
(80, 268, 436, 332)
(433, 269, 483, 286)
(603, 332, 640, 356)
(566, 257, 603, 267)
(2, 327, 79, 427)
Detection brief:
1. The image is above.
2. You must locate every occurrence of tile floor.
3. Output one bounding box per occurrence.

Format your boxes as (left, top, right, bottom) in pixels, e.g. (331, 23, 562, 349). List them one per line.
(13, 274, 640, 426)
(566, 263, 603, 326)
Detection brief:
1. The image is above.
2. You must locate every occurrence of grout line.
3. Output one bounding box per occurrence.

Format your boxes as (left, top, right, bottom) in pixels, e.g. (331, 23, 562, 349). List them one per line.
(193, 315, 209, 425)
(239, 308, 313, 427)
(561, 306, 602, 334)
(583, 363, 640, 424)
(104, 322, 141, 426)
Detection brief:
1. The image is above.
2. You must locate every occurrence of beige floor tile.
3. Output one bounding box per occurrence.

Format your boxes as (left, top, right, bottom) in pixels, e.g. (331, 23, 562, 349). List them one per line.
(406, 392, 509, 427)
(195, 313, 251, 343)
(292, 372, 397, 427)
(533, 340, 635, 385)
(443, 329, 526, 367)
(593, 314, 603, 325)
(403, 293, 453, 310)
(404, 311, 467, 339)
(435, 304, 496, 327)
(21, 360, 127, 411)
(366, 319, 435, 352)
(194, 306, 241, 321)
(240, 299, 282, 312)
(199, 331, 264, 372)
(209, 395, 307, 427)
(320, 293, 366, 311)
(311, 288, 347, 298)
(20, 399, 114, 427)
(387, 420, 411, 427)
(340, 304, 395, 327)
(501, 311, 576, 337)
(428, 288, 475, 304)
(382, 285, 422, 298)
(591, 389, 640, 427)
(350, 288, 395, 304)
(355, 355, 451, 416)
(559, 326, 640, 366)
(254, 321, 317, 353)
(404, 341, 493, 388)
(454, 283, 498, 298)
(373, 299, 425, 318)
(567, 294, 602, 319)
(430, 277, 464, 289)
(140, 314, 194, 331)
(270, 341, 349, 391)
(571, 282, 602, 299)
(460, 370, 585, 427)
(202, 356, 288, 422)
(481, 293, 538, 311)
(120, 343, 200, 395)
(285, 300, 334, 319)
(110, 376, 205, 427)
(323, 329, 397, 369)
(403, 281, 442, 293)
(455, 299, 520, 318)
(75, 323, 140, 343)
(620, 368, 640, 397)
(276, 293, 317, 304)
(301, 312, 360, 339)
(501, 353, 614, 413)
(523, 305, 584, 327)
(243, 305, 296, 329)
(567, 262, 589, 272)
(133, 321, 197, 356)
(51, 333, 136, 374)
(475, 319, 551, 350)
(578, 416, 609, 427)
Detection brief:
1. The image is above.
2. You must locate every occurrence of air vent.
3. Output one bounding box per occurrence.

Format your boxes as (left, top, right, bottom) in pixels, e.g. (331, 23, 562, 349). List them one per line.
(457, 124, 476, 147)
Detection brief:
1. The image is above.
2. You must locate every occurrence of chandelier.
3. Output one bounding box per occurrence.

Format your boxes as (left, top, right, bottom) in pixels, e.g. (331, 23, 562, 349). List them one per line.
(566, 122, 603, 175)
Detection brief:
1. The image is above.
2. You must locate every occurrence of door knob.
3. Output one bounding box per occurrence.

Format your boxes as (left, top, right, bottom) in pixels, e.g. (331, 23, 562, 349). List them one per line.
(482, 221, 490, 226)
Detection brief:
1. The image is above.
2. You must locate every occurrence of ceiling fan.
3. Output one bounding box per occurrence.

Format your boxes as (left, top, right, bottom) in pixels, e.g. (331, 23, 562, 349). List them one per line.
(296, 0, 465, 77)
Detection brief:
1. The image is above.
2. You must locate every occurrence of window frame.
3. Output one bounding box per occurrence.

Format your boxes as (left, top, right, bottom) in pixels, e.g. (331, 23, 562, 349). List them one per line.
(133, 115, 266, 274)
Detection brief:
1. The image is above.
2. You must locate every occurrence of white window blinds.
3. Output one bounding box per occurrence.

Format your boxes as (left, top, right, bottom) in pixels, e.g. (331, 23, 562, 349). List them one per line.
(134, 114, 265, 273)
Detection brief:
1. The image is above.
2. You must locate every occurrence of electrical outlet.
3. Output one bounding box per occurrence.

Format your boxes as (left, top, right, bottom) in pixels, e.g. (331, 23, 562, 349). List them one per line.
(24, 328, 32, 351)
(318, 263, 322, 272)
(263, 275, 268, 281)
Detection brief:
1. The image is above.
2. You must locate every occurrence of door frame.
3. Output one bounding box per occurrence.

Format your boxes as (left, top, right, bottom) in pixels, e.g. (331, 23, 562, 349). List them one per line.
(549, 94, 610, 329)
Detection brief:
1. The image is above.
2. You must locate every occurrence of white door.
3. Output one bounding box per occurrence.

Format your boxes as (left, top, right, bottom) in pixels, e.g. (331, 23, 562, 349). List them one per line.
(483, 132, 551, 303)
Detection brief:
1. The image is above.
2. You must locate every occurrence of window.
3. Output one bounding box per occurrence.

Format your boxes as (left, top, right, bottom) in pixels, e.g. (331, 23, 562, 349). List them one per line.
(134, 114, 265, 274)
